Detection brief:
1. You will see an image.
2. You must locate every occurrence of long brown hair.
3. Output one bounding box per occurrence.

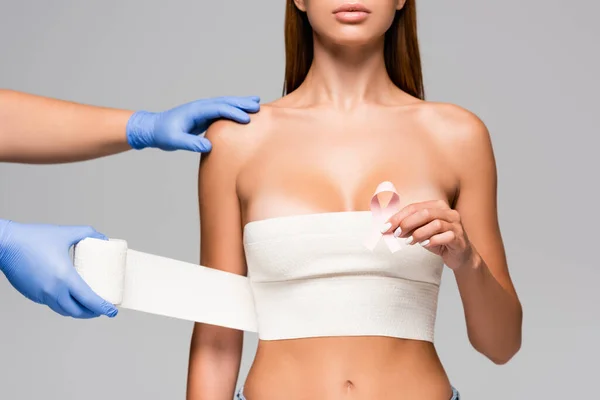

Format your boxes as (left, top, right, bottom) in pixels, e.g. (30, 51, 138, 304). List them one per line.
(283, 0, 424, 99)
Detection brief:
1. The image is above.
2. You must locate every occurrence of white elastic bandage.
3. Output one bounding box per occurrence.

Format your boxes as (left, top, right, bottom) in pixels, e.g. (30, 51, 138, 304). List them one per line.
(73, 238, 257, 331)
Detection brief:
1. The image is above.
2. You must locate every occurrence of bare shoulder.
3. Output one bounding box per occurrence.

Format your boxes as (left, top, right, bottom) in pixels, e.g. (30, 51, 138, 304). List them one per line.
(417, 102, 490, 145)
(204, 106, 273, 153)
(201, 106, 276, 169)
(413, 102, 495, 164)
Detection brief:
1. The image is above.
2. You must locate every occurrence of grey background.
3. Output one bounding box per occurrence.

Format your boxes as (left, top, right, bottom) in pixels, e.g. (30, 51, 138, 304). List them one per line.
(0, 1, 597, 399)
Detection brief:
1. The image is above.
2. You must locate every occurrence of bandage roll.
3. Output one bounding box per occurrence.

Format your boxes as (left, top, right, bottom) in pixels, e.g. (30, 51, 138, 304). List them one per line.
(73, 238, 258, 332)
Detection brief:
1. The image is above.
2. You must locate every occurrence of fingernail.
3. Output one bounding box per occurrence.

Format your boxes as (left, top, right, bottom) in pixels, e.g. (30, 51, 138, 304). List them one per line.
(419, 239, 430, 247)
(393, 227, 402, 238)
(380, 222, 392, 233)
(405, 235, 414, 244)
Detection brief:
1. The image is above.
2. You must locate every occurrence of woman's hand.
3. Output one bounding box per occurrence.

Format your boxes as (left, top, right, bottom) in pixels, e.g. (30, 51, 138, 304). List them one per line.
(382, 199, 476, 271)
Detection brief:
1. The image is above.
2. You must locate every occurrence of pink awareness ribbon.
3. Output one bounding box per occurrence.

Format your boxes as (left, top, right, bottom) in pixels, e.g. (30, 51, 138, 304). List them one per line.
(363, 181, 402, 253)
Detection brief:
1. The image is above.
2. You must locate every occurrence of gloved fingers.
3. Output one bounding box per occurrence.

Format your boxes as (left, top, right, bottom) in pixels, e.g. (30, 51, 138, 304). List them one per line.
(167, 134, 212, 153)
(205, 103, 257, 124)
(64, 225, 108, 247)
(216, 96, 261, 112)
(45, 298, 71, 317)
(182, 100, 258, 130)
(69, 273, 118, 318)
(56, 289, 100, 319)
(205, 96, 261, 110)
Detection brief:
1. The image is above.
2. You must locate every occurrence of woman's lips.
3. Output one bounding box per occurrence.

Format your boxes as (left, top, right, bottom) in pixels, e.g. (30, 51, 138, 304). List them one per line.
(334, 11, 370, 23)
(333, 3, 371, 23)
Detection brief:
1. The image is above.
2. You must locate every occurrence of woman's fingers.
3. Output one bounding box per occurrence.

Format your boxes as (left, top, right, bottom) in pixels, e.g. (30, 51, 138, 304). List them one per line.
(390, 205, 454, 238)
(419, 230, 456, 248)
(404, 218, 453, 245)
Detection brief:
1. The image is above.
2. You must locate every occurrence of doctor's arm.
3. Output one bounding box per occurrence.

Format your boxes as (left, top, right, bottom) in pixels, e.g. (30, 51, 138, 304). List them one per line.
(0, 90, 259, 319)
(0, 89, 259, 163)
(187, 122, 247, 400)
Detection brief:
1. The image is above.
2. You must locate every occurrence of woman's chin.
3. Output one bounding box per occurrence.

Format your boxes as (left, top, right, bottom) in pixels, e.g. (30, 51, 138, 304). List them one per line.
(321, 30, 383, 49)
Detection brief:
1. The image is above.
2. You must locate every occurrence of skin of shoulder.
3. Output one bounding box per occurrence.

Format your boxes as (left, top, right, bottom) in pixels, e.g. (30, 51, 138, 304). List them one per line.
(198, 107, 275, 256)
(200, 106, 274, 177)
(420, 102, 493, 156)
(414, 102, 496, 186)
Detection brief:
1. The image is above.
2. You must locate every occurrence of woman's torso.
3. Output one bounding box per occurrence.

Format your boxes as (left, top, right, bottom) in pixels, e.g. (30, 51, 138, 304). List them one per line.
(235, 100, 461, 400)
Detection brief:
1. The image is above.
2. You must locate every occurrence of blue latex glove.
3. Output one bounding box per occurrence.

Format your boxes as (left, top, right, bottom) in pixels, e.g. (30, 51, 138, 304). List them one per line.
(126, 96, 261, 152)
(0, 219, 118, 318)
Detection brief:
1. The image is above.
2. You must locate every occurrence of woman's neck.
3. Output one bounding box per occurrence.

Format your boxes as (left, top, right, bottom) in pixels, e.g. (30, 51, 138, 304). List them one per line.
(295, 36, 398, 109)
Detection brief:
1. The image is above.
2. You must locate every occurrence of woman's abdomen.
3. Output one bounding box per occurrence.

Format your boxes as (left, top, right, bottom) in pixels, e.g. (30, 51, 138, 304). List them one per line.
(243, 336, 453, 400)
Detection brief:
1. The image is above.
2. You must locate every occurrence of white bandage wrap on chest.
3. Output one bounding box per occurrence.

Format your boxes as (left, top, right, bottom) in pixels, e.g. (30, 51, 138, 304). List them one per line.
(73, 182, 445, 342)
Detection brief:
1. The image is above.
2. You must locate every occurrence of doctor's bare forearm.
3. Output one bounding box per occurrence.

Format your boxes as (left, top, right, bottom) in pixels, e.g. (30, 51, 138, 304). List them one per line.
(0, 90, 132, 164)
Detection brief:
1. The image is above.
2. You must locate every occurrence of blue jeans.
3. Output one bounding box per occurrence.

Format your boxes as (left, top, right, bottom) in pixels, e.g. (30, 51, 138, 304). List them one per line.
(236, 385, 460, 399)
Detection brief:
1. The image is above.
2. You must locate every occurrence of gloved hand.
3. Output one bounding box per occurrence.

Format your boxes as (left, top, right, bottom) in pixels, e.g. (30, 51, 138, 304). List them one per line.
(0, 219, 118, 318)
(126, 95, 261, 152)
